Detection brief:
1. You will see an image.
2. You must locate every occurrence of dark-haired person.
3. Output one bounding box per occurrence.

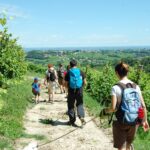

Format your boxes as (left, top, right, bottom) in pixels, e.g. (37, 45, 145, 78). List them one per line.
(44, 64, 57, 103)
(65, 60, 87, 126)
(57, 63, 66, 94)
(106, 62, 149, 150)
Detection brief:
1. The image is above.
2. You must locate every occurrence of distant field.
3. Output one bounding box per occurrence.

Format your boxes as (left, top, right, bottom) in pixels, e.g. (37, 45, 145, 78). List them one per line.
(25, 49, 150, 72)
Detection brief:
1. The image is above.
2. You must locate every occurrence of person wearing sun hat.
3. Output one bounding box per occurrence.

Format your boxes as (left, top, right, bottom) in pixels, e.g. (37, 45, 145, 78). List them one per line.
(44, 64, 58, 103)
(32, 77, 41, 104)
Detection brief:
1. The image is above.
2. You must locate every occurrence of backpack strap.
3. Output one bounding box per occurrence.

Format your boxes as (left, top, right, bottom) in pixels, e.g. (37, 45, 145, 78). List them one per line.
(116, 82, 136, 89)
(116, 82, 126, 90)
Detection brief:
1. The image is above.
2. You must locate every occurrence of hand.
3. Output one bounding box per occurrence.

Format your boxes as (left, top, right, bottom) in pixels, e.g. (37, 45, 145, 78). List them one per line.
(142, 121, 149, 132)
(104, 108, 110, 113)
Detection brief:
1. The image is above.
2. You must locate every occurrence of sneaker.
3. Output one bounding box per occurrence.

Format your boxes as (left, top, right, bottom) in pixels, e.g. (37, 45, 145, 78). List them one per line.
(80, 118, 86, 126)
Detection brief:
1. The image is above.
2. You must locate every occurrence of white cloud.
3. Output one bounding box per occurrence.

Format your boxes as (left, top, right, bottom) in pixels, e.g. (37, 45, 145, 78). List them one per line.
(13, 31, 150, 47)
(80, 34, 129, 44)
(0, 3, 28, 19)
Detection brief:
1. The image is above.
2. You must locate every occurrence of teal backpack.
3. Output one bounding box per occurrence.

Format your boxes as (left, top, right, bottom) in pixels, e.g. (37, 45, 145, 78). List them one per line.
(69, 68, 83, 89)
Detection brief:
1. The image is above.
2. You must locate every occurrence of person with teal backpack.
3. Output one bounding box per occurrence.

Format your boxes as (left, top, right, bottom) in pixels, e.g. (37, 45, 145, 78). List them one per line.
(65, 60, 87, 126)
(106, 62, 149, 150)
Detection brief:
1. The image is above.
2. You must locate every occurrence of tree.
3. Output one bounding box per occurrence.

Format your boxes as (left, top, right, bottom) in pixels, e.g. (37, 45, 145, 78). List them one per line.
(0, 15, 27, 85)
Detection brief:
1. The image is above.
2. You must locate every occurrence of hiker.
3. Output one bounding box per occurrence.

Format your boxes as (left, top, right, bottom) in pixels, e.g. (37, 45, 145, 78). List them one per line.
(57, 63, 66, 94)
(106, 62, 149, 150)
(44, 64, 57, 103)
(65, 60, 87, 126)
(32, 77, 41, 104)
(64, 65, 70, 97)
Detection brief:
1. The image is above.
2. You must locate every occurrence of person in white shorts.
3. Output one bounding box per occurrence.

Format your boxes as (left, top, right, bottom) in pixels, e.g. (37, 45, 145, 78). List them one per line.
(44, 64, 57, 103)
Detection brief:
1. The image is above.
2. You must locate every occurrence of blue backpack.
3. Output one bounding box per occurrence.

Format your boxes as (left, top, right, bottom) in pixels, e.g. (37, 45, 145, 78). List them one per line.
(69, 68, 83, 89)
(115, 82, 141, 125)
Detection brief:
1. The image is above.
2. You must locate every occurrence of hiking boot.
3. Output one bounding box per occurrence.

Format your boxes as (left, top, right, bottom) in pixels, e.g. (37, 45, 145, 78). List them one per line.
(67, 121, 73, 126)
(67, 121, 77, 127)
(80, 118, 86, 126)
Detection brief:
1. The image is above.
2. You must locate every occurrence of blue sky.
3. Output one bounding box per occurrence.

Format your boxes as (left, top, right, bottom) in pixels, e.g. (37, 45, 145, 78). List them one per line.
(0, 0, 150, 47)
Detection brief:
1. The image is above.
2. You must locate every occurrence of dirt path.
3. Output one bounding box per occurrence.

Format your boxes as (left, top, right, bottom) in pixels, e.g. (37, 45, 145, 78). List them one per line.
(15, 83, 115, 150)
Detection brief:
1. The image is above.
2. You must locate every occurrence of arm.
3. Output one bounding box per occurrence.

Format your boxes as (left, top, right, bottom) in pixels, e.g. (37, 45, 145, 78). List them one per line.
(140, 95, 149, 130)
(81, 71, 87, 87)
(83, 78, 87, 86)
(44, 74, 48, 85)
(54, 70, 58, 80)
(140, 95, 147, 121)
(105, 95, 117, 113)
(137, 85, 149, 130)
(64, 72, 69, 88)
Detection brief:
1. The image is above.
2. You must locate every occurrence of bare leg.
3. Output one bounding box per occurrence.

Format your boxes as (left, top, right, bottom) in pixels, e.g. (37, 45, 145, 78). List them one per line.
(60, 85, 63, 93)
(38, 95, 40, 102)
(35, 95, 38, 104)
(63, 86, 66, 93)
(126, 143, 132, 150)
(51, 91, 54, 103)
(48, 94, 51, 101)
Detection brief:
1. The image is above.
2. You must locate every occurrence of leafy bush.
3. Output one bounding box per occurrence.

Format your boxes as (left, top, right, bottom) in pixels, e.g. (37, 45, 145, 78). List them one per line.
(27, 62, 46, 73)
(0, 79, 33, 149)
(0, 16, 27, 86)
(85, 64, 117, 107)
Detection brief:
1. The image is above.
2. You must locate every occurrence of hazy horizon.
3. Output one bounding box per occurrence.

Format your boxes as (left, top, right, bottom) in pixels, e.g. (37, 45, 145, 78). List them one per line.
(24, 45, 150, 51)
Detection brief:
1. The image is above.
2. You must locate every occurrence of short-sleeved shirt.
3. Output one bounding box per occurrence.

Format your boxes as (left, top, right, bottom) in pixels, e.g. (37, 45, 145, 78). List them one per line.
(32, 82, 40, 92)
(45, 68, 57, 82)
(111, 79, 142, 108)
(65, 68, 86, 89)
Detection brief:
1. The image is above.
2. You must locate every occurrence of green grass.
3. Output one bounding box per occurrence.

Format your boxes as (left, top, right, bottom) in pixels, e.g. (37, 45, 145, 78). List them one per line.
(84, 92, 103, 117)
(84, 92, 112, 128)
(21, 133, 46, 141)
(134, 127, 150, 150)
(0, 78, 33, 149)
(84, 92, 150, 149)
(26, 71, 44, 79)
(0, 138, 14, 150)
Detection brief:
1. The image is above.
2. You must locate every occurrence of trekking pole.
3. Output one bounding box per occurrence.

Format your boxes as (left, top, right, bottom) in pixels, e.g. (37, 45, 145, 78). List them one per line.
(108, 112, 114, 125)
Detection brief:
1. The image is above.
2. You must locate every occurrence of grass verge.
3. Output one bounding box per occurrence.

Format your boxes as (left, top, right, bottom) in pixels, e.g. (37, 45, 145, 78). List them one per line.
(134, 127, 150, 150)
(84, 92, 150, 150)
(0, 78, 33, 149)
(84, 92, 102, 117)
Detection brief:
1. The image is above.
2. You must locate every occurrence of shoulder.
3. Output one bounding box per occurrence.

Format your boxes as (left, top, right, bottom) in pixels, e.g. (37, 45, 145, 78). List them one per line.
(119, 79, 133, 84)
(112, 84, 121, 92)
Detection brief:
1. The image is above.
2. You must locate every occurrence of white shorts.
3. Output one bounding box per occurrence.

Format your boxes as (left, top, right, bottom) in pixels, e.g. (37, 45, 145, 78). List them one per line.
(48, 81, 56, 94)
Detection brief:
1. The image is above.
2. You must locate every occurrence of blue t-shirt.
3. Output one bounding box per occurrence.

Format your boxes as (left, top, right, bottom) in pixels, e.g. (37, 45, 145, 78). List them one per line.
(32, 83, 40, 92)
